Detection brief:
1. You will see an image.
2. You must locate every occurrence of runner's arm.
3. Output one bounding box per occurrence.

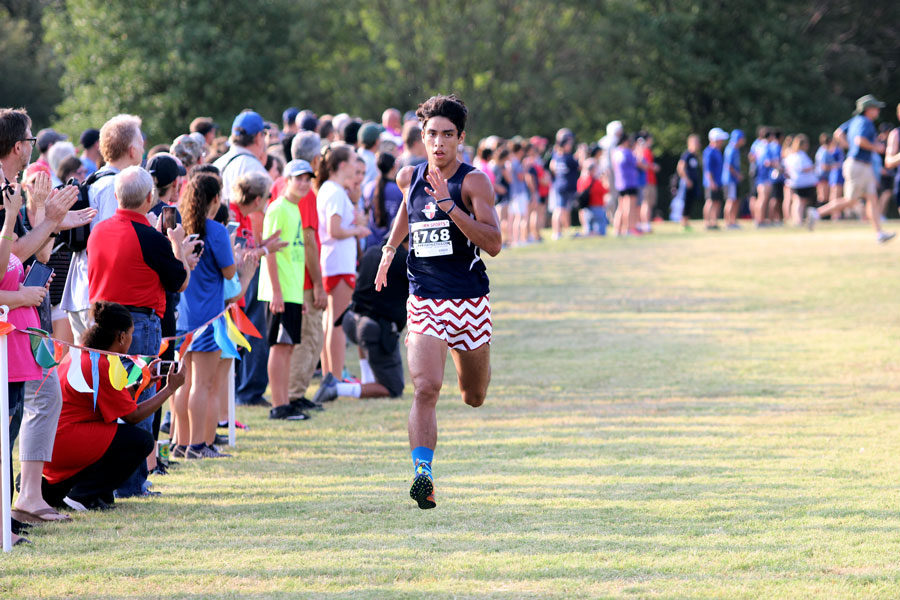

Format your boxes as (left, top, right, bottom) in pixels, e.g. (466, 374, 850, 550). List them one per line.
(886, 129, 900, 169)
(455, 170, 502, 257)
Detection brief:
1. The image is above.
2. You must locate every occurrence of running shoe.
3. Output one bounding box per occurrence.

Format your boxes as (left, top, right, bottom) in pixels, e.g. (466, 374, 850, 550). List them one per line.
(185, 444, 230, 459)
(170, 444, 187, 459)
(806, 207, 820, 231)
(312, 373, 338, 404)
(877, 231, 896, 244)
(217, 420, 249, 430)
(269, 404, 310, 420)
(409, 461, 436, 510)
(290, 396, 325, 412)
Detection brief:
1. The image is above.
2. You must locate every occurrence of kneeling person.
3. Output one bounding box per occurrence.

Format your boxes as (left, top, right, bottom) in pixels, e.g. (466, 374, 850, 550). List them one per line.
(314, 242, 409, 402)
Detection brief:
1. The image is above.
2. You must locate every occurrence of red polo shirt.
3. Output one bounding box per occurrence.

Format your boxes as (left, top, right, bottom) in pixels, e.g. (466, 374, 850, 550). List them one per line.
(88, 208, 187, 318)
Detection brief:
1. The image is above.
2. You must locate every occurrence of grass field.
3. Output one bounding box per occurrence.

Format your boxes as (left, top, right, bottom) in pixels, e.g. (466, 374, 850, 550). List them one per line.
(5, 220, 900, 599)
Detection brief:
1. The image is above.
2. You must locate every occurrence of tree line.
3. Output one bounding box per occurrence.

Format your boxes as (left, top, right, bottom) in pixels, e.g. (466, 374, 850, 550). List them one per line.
(2, 0, 898, 156)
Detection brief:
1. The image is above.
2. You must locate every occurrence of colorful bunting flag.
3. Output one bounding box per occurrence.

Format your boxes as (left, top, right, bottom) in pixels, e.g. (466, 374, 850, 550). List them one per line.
(158, 339, 169, 356)
(89, 351, 100, 411)
(230, 305, 261, 339)
(66, 348, 92, 395)
(224, 311, 251, 351)
(108, 355, 128, 390)
(213, 317, 239, 359)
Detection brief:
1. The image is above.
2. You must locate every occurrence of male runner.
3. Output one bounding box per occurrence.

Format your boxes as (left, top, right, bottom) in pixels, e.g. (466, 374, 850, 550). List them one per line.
(374, 94, 501, 509)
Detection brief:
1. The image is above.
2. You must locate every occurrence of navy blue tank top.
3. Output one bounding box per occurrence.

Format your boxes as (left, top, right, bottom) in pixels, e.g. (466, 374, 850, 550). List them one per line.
(406, 162, 490, 299)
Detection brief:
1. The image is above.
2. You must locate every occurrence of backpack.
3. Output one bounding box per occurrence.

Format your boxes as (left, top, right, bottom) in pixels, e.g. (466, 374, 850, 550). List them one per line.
(58, 169, 116, 252)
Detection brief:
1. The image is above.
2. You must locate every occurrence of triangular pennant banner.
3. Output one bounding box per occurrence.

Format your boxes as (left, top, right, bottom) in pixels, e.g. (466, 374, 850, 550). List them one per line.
(224, 311, 250, 352)
(158, 339, 169, 357)
(108, 355, 128, 390)
(230, 305, 261, 338)
(33, 337, 58, 369)
(53, 341, 65, 364)
(66, 348, 93, 394)
(127, 363, 142, 386)
(134, 365, 152, 400)
(178, 332, 194, 357)
(89, 351, 100, 411)
(0, 322, 15, 336)
(213, 317, 240, 359)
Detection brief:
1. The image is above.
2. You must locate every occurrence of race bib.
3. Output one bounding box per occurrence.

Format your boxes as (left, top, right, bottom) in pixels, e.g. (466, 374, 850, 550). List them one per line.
(411, 220, 453, 257)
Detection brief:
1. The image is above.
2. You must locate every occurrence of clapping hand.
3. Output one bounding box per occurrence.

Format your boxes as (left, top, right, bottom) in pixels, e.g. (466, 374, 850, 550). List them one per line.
(261, 230, 289, 254)
(44, 186, 80, 224)
(23, 172, 51, 208)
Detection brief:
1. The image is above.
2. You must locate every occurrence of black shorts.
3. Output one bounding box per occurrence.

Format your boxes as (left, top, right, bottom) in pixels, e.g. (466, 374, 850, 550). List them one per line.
(792, 186, 816, 201)
(266, 301, 302, 346)
(618, 187, 638, 197)
(772, 183, 784, 201)
(705, 188, 724, 202)
(342, 310, 404, 397)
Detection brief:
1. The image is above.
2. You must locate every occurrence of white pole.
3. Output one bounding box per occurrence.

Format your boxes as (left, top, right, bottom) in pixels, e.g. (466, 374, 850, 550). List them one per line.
(0, 305, 12, 552)
(227, 360, 236, 448)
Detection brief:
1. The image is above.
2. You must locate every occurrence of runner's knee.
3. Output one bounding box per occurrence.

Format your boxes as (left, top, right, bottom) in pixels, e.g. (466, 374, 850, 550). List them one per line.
(413, 378, 442, 405)
(462, 390, 485, 407)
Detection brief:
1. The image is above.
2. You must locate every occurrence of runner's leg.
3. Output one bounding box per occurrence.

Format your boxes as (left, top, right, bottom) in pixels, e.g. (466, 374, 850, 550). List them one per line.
(407, 332, 448, 451)
(449, 343, 491, 408)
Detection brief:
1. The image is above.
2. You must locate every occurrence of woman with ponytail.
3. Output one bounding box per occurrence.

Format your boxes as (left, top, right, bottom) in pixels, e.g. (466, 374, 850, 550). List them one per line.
(362, 152, 402, 248)
(172, 172, 236, 459)
(42, 302, 184, 511)
(315, 144, 371, 384)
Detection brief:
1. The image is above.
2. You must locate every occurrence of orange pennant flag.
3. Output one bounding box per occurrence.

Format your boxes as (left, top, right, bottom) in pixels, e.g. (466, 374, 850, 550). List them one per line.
(230, 305, 261, 338)
(134, 365, 152, 400)
(53, 341, 65, 363)
(158, 339, 169, 357)
(178, 332, 194, 356)
(0, 322, 15, 336)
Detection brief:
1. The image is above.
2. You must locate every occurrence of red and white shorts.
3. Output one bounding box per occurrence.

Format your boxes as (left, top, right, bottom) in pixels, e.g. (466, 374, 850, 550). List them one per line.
(406, 295, 492, 351)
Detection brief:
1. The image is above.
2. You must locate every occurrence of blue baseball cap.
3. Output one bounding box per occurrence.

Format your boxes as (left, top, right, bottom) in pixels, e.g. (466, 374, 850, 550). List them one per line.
(282, 107, 300, 124)
(730, 129, 745, 143)
(231, 111, 270, 136)
(284, 159, 315, 178)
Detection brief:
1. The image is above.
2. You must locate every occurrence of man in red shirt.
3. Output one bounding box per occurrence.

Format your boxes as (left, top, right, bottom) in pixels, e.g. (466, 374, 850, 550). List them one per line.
(637, 133, 660, 233)
(87, 165, 197, 496)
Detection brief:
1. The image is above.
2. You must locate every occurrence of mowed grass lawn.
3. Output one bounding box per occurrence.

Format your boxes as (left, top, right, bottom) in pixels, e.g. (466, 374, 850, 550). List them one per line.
(5, 220, 900, 599)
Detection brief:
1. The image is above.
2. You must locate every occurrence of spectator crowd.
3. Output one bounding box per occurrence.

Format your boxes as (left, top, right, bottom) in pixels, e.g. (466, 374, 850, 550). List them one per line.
(2, 92, 899, 547)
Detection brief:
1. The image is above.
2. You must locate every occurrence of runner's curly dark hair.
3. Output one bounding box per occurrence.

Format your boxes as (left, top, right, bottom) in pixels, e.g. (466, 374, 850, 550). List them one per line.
(416, 94, 467, 135)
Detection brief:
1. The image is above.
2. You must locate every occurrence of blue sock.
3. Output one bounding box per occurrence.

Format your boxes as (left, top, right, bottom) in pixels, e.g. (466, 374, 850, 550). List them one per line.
(411, 446, 434, 473)
(189, 443, 205, 451)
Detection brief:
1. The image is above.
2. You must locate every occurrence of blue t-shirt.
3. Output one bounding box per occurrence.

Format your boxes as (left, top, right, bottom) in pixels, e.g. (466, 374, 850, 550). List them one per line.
(722, 143, 741, 185)
(829, 147, 845, 185)
(702, 145, 724, 187)
(551, 152, 579, 194)
(362, 179, 403, 248)
(613, 147, 640, 191)
(767, 142, 783, 182)
(177, 219, 234, 330)
(750, 139, 770, 182)
(846, 115, 876, 162)
(814, 145, 831, 179)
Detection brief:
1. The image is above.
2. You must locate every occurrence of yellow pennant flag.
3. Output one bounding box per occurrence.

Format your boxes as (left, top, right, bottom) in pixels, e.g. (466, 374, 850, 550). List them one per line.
(108, 355, 129, 391)
(224, 311, 251, 351)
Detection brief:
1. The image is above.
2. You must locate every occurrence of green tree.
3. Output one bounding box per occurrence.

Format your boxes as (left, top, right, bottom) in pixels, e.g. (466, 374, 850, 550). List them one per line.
(0, 0, 63, 128)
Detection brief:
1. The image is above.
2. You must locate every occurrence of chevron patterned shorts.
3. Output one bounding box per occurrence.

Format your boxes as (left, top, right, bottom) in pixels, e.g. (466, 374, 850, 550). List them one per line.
(406, 295, 492, 351)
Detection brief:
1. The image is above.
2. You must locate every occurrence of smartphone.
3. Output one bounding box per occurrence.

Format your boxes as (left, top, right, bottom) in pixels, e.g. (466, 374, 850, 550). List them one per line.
(234, 236, 247, 248)
(161, 206, 177, 231)
(23, 261, 53, 288)
(153, 361, 177, 377)
(226, 221, 239, 235)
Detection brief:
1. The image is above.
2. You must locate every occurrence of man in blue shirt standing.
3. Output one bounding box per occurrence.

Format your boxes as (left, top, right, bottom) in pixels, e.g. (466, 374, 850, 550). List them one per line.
(722, 130, 745, 229)
(809, 95, 892, 243)
(702, 128, 728, 230)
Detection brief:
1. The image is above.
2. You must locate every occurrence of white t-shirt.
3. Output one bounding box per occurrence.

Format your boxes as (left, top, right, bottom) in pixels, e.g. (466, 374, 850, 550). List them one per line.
(317, 180, 357, 276)
(785, 151, 817, 189)
(213, 146, 266, 202)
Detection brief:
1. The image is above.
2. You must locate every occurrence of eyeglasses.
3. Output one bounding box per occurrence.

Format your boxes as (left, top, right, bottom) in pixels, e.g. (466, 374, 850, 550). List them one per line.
(21, 137, 37, 145)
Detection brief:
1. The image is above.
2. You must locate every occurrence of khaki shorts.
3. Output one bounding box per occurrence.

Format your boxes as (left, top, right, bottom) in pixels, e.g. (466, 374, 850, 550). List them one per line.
(843, 158, 877, 202)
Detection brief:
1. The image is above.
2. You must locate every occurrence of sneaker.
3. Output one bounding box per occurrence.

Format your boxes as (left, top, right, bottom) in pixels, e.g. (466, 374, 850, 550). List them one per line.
(185, 444, 230, 459)
(150, 464, 169, 476)
(806, 207, 820, 231)
(727, 223, 741, 230)
(269, 404, 310, 421)
(217, 420, 249, 430)
(214, 433, 229, 446)
(206, 444, 232, 458)
(160, 411, 172, 434)
(170, 444, 187, 459)
(64, 496, 114, 511)
(290, 396, 324, 412)
(409, 461, 436, 510)
(877, 231, 896, 244)
(312, 373, 338, 404)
